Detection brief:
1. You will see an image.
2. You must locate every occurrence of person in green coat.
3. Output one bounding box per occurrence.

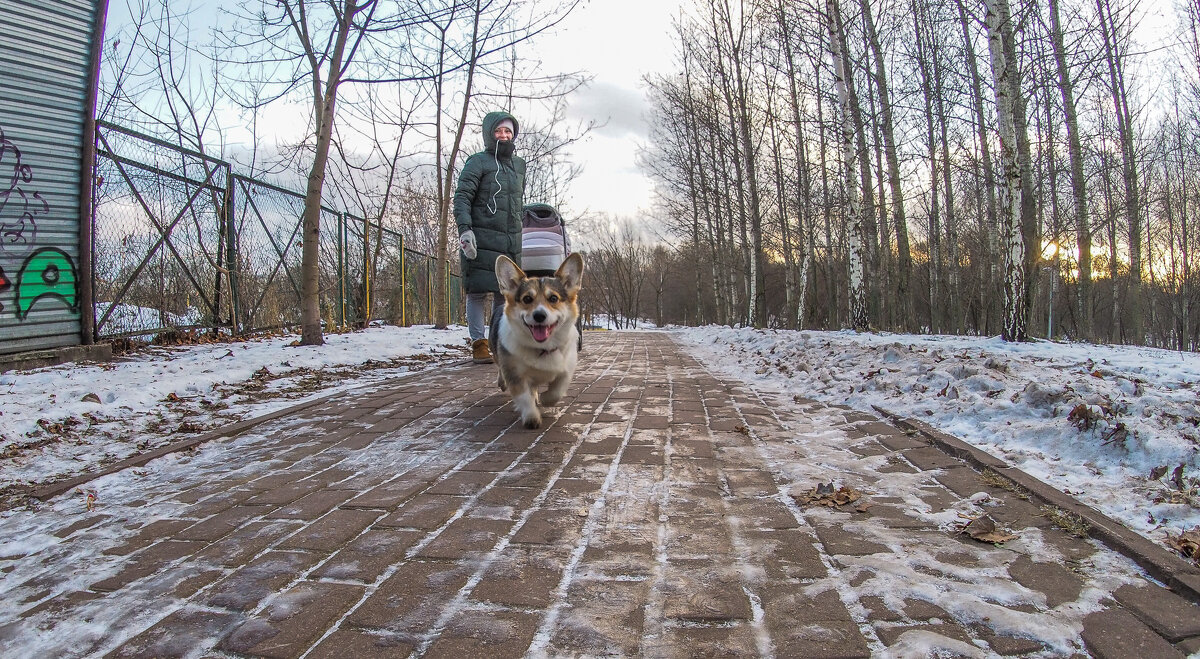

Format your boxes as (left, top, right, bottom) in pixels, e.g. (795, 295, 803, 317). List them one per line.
(454, 110, 526, 364)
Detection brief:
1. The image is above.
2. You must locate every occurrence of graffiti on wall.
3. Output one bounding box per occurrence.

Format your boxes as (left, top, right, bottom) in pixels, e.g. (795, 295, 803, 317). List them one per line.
(14, 247, 78, 318)
(0, 125, 47, 249)
(0, 124, 79, 320)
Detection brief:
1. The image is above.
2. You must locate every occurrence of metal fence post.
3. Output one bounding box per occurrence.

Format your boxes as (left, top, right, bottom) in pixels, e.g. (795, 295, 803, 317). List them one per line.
(336, 212, 345, 329)
(225, 169, 241, 335)
(400, 237, 407, 327)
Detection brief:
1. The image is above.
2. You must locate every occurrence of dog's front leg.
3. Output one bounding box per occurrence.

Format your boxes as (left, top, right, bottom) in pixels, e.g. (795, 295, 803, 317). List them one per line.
(510, 384, 542, 429)
(541, 373, 570, 407)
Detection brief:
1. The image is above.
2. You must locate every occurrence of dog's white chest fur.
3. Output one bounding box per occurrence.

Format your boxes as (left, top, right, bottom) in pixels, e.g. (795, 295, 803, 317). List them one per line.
(496, 318, 578, 381)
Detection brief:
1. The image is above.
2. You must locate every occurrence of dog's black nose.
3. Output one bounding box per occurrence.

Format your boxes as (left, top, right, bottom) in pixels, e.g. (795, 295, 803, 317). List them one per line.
(533, 309, 547, 323)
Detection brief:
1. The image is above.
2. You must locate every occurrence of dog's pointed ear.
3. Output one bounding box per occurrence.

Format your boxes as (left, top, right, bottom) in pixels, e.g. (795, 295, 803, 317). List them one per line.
(496, 255, 525, 297)
(555, 253, 584, 295)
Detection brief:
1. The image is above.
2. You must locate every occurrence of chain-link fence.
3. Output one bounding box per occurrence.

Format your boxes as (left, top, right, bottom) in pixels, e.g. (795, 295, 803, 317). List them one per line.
(91, 121, 461, 339)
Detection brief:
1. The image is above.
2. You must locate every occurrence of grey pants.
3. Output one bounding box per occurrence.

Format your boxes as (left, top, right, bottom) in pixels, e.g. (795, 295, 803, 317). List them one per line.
(466, 292, 504, 342)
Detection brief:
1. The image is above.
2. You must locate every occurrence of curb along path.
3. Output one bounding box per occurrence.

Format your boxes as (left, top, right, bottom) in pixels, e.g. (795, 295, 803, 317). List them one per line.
(0, 331, 1198, 658)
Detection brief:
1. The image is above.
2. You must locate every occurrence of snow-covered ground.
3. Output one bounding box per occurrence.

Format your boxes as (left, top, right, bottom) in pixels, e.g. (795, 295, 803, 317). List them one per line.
(2, 323, 1197, 562)
(0, 325, 470, 508)
(674, 326, 1200, 557)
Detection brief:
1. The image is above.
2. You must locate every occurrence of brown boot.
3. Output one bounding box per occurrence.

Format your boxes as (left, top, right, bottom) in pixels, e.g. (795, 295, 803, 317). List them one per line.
(471, 338, 493, 364)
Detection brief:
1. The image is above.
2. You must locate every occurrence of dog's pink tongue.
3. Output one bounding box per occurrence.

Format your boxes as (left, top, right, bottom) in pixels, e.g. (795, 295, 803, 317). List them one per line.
(530, 324, 551, 342)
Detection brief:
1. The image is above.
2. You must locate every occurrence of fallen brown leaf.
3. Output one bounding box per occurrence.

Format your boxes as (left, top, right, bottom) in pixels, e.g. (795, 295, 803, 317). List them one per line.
(961, 514, 1017, 544)
(794, 482, 863, 509)
(1166, 527, 1200, 563)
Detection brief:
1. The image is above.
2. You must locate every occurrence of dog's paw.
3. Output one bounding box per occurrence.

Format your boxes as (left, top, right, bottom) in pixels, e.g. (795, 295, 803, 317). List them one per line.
(522, 415, 542, 429)
(541, 394, 561, 407)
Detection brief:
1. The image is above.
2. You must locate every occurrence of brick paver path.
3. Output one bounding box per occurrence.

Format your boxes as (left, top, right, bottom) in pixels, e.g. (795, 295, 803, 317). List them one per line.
(2, 332, 1199, 657)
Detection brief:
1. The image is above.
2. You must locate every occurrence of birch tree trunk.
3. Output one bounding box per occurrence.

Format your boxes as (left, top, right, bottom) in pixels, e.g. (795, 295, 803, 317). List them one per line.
(827, 0, 868, 331)
(985, 0, 1027, 342)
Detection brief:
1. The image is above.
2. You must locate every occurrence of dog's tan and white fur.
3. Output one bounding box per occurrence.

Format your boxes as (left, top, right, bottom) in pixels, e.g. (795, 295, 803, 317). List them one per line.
(490, 253, 583, 429)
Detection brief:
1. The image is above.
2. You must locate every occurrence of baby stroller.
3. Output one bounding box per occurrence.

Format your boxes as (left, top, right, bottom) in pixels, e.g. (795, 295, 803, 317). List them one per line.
(521, 203, 583, 352)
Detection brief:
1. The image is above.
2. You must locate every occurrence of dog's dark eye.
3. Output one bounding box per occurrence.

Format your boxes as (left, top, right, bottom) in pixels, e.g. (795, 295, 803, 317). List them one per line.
(522, 295, 534, 304)
(548, 294, 559, 304)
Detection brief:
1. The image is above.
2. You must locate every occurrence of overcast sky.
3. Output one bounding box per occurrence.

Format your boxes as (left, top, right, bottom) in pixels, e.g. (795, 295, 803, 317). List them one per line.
(527, 0, 685, 219)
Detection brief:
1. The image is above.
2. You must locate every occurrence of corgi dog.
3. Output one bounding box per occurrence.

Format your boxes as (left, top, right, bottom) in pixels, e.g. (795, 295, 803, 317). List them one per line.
(490, 252, 584, 429)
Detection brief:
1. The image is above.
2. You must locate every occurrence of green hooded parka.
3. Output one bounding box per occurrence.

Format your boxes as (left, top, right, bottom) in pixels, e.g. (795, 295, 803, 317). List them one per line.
(454, 111, 526, 294)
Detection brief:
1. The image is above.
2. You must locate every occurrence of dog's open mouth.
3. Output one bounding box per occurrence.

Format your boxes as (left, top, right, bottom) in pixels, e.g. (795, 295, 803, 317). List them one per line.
(526, 322, 557, 343)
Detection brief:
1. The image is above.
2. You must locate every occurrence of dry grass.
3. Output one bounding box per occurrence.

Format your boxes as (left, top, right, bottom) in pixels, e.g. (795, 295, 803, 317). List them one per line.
(1040, 505, 1091, 538)
(978, 468, 1030, 500)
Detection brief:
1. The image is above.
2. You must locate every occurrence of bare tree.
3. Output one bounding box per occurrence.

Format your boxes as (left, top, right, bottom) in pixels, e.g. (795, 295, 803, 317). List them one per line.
(986, 0, 1028, 341)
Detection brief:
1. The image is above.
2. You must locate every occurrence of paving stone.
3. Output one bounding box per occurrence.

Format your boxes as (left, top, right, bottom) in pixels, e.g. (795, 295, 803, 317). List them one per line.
(548, 579, 648, 656)
(1007, 555, 1083, 608)
(622, 444, 665, 465)
(902, 598, 950, 621)
(989, 495, 1055, 530)
(578, 436, 622, 454)
(513, 508, 587, 545)
(860, 503, 936, 530)
(342, 479, 428, 510)
(426, 470, 495, 496)
(244, 480, 325, 506)
(305, 628, 415, 659)
(811, 523, 888, 556)
(1081, 608, 1186, 659)
(902, 447, 964, 471)
(194, 520, 302, 568)
(275, 508, 381, 552)
(665, 516, 734, 557)
(859, 596, 903, 622)
(52, 514, 111, 539)
(847, 440, 891, 458)
(579, 537, 656, 578)
(728, 499, 800, 530)
(415, 517, 513, 560)
(721, 469, 777, 496)
(17, 590, 102, 622)
(633, 415, 669, 429)
(933, 467, 1000, 498)
(462, 451, 522, 472)
(522, 441, 572, 463)
(974, 626, 1048, 656)
(497, 461, 559, 488)
(219, 581, 364, 659)
(423, 608, 540, 657)
(471, 549, 565, 608)
(1113, 583, 1200, 641)
(874, 622, 973, 647)
(310, 528, 423, 582)
(375, 495, 467, 530)
(173, 505, 272, 542)
(202, 551, 321, 612)
(760, 586, 869, 658)
(673, 438, 715, 459)
(91, 540, 206, 592)
(876, 433, 926, 451)
(107, 606, 240, 659)
(661, 560, 751, 621)
(102, 519, 194, 556)
(473, 485, 540, 512)
(170, 566, 226, 598)
(347, 560, 471, 633)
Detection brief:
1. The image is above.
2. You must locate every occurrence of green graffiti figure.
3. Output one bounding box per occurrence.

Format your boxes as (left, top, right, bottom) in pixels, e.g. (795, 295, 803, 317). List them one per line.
(15, 247, 78, 319)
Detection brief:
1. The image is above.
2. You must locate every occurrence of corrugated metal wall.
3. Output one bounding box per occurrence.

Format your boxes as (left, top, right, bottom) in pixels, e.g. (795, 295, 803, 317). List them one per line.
(0, 0, 101, 355)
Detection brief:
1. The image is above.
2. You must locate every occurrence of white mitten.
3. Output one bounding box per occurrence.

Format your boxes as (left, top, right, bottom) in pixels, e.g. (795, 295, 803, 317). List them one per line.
(459, 230, 478, 259)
